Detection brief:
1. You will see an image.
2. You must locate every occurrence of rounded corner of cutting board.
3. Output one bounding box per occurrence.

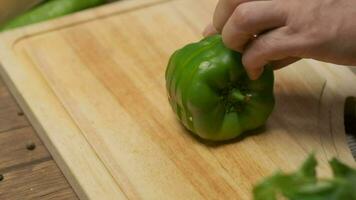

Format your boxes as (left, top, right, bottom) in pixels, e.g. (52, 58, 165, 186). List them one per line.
(1, 0, 173, 48)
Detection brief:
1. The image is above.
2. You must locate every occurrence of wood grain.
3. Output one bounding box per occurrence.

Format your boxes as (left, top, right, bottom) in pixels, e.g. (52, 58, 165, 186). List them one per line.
(0, 86, 29, 132)
(0, 127, 49, 170)
(0, 160, 78, 200)
(0, 78, 77, 199)
(0, 0, 355, 199)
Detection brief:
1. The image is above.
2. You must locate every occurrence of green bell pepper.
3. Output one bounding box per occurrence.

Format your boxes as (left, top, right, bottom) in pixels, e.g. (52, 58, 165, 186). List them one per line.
(165, 35, 275, 141)
(0, 0, 106, 32)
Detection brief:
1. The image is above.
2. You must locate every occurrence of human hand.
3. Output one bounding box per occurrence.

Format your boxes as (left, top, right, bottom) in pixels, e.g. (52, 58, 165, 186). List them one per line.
(204, 0, 356, 80)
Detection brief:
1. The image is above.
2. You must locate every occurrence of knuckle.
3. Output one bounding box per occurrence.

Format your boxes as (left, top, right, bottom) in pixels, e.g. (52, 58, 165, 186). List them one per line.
(301, 27, 328, 49)
(256, 36, 277, 51)
(282, 26, 296, 36)
(254, 33, 291, 58)
(232, 4, 253, 27)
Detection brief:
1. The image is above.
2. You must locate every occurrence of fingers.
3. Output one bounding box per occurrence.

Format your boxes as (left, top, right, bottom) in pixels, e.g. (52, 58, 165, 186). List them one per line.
(210, 0, 299, 80)
(242, 27, 302, 79)
(213, 0, 264, 32)
(221, 1, 286, 52)
(213, 0, 243, 32)
(203, 23, 218, 37)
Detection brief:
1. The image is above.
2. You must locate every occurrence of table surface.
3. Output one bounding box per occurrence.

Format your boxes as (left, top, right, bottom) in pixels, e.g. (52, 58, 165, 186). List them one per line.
(0, 76, 77, 200)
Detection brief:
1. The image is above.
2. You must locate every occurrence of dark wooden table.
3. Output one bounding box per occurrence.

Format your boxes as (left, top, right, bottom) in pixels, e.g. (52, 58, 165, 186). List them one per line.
(0, 78, 78, 200)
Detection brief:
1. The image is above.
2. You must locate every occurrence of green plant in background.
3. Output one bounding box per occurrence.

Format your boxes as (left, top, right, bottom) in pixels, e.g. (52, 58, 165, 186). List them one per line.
(0, 0, 106, 32)
(253, 154, 356, 200)
(165, 35, 275, 141)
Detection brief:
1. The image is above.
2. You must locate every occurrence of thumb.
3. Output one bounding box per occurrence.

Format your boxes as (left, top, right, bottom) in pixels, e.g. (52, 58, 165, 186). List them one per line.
(242, 27, 301, 80)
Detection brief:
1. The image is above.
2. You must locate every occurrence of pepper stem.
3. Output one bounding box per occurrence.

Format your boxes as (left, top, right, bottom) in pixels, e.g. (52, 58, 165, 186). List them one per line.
(229, 89, 251, 103)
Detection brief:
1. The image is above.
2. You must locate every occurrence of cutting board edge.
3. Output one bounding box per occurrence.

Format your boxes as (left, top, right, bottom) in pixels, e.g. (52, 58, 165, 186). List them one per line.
(0, 0, 171, 48)
(0, 0, 175, 199)
(0, 34, 130, 200)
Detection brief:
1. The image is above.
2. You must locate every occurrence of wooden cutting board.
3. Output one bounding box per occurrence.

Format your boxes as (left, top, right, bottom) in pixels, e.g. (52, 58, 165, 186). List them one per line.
(0, 0, 355, 199)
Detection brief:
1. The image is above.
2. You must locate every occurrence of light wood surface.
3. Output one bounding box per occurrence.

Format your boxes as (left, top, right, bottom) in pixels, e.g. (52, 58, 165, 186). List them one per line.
(0, 78, 77, 199)
(0, 0, 355, 199)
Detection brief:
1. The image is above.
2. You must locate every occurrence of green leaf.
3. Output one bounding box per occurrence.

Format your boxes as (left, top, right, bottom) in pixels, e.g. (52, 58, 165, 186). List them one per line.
(298, 154, 317, 178)
(253, 154, 356, 200)
(330, 158, 355, 177)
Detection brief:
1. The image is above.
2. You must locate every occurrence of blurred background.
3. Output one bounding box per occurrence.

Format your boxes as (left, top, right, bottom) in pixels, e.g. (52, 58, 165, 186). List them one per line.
(0, 0, 118, 27)
(0, 0, 44, 25)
